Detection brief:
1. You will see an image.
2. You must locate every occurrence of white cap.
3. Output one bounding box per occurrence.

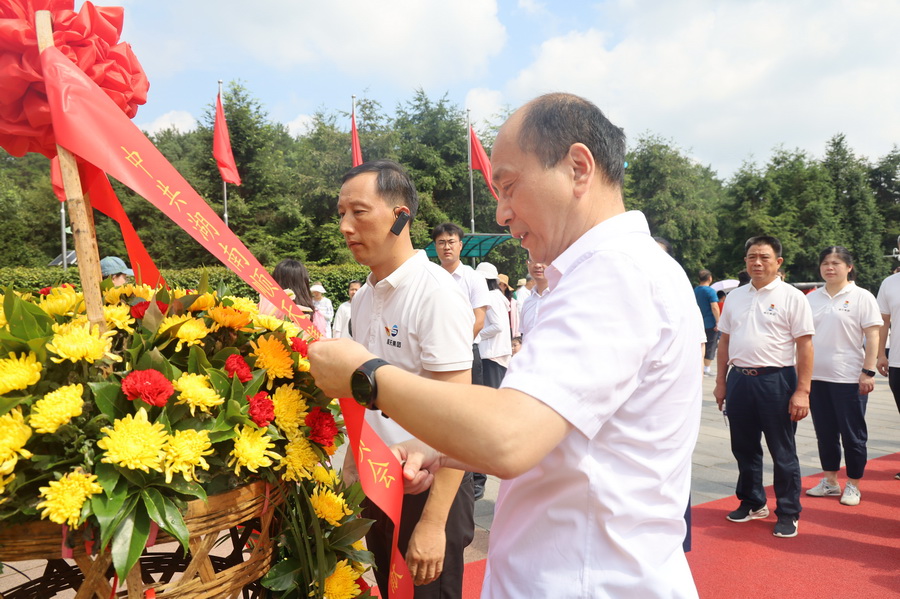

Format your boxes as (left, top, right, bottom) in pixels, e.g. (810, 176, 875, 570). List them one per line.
(310, 284, 326, 293)
(475, 262, 499, 280)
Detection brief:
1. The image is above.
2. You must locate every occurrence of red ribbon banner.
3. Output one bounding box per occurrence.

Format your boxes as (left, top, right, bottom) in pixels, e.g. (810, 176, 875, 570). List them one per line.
(39, 44, 412, 598)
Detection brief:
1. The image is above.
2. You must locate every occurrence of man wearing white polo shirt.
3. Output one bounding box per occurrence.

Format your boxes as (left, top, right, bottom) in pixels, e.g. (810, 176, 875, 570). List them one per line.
(518, 259, 549, 338)
(715, 235, 814, 538)
(310, 93, 704, 598)
(338, 160, 475, 597)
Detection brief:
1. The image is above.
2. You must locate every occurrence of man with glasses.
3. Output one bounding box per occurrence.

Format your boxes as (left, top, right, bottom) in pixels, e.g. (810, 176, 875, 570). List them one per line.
(431, 222, 492, 500)
(714, 235, 814, 538)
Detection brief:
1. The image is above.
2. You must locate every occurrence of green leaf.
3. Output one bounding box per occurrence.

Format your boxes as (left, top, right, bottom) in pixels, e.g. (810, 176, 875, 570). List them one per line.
(166, 478, 207, 502)
(5, 291, 53, 340)
(207, 368, 231, 397)
(111, 500, 151, 580)
(244, 368, 267, 397)
(141, 488, 189, 550)
(326, 516, 374, 548)
(188, 345, 212, 375)
(224, 399, 245, 425)
(88, 381, 127, 420)
(92, 488, 134, 549)
(210, 347, 239, 368)
(197, 270, 209, 295)
(261, 558, 303, 592)
(142, 295, 167, 333)
(93, 462, 122, 495)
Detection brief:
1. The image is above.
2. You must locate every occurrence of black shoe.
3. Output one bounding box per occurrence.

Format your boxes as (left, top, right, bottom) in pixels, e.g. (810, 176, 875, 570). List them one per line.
(895, 472, 900, 480)
(473, 485, 485, 501)
(726, 504, 769, 522)
(773, 515, 798, 538)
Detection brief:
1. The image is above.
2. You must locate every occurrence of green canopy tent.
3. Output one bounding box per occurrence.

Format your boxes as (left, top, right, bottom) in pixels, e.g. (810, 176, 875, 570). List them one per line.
(423, 233, 514, 260)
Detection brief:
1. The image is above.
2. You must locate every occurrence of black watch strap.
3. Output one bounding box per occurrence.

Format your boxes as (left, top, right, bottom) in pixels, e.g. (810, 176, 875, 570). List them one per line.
(861, 368, 876, 377)
(351, 358, 390, 409)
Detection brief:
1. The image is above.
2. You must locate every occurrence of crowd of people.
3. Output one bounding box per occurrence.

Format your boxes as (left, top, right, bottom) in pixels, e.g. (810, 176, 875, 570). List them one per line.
(96, 91, 900, 598)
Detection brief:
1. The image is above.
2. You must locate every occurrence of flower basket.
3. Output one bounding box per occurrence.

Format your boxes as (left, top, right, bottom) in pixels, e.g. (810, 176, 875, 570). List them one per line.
(0, 479, 283, 598)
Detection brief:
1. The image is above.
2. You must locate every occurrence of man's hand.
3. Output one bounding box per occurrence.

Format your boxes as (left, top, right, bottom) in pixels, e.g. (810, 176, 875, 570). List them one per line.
(877, 355, 889, 377)
(788, 390, 809, 422)
(859, 372, 876, 395)
(713, 381, 727, 412)
(406, 519, 446, 586)
(308, 338, 376, 398)
(391, 440, 446, 495)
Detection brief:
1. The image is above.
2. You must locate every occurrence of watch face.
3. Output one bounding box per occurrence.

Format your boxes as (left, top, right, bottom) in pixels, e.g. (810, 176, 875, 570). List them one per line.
(351, 369, 374, 405)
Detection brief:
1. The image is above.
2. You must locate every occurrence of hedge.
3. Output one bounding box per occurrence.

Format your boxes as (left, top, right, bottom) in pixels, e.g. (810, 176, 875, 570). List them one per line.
(0, 263, 371, 305)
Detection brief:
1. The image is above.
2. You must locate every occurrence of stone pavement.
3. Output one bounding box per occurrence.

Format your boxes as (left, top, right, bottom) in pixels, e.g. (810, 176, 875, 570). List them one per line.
(3, 372, 899, 596)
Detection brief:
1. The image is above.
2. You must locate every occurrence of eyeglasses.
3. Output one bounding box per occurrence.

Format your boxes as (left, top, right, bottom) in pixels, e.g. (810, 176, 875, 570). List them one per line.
(435, 240, 459, 248)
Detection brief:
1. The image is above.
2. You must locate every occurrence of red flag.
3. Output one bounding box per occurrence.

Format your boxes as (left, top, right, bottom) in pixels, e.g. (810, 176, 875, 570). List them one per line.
(470, 126, 499, 201)
(351, 108, 363, 167)
(214, 92, 241, 185)
(40, 45, 413, 599)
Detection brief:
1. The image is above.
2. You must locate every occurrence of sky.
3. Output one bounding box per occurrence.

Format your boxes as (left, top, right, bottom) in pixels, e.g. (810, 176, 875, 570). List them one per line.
(112, 0, 898, 180)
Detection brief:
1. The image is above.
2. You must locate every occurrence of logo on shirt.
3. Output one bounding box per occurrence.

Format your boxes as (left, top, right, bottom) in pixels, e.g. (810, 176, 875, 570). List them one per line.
(839, 300, 851, 312)
(764, 303, 777, 316)
(384, 324, 402, 348)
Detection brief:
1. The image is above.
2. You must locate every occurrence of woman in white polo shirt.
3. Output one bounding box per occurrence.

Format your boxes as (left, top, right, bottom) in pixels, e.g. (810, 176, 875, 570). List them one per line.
(806, 246, 882, 506)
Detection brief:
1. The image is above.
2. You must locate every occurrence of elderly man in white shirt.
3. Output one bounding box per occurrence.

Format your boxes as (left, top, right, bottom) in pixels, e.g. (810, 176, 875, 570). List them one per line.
(310, 92, 704, 598)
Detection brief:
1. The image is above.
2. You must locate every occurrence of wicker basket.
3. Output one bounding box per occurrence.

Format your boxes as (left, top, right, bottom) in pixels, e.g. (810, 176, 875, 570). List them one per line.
(0, 480, 283, 599)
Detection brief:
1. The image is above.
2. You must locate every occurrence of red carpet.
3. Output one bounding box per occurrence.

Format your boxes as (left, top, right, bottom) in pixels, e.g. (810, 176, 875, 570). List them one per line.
(687, 452, 900, 599)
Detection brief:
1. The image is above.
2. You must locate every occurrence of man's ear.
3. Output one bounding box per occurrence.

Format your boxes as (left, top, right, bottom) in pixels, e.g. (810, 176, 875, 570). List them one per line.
(567, 143, 595, 198)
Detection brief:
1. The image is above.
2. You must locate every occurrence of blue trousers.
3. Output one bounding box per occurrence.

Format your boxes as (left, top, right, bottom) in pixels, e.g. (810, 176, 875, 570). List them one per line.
(726, 367, 802, 518)
(809, 380, 868, 479)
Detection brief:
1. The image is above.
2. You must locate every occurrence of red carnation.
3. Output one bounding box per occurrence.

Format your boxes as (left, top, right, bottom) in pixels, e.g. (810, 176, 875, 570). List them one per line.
(121, 369, 174, 407)
(225, 354, 253, 383)
(305, 407, 339, 446)
(248, 391, 274, 428)
(131, 301, 169, 319)
(39, 286, 52, 296)
(290, 337, 310, 357)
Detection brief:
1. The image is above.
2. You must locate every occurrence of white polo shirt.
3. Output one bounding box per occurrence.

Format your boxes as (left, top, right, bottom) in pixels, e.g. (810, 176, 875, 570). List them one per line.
(488, 211, 703, 598)
(518, 286, 548, 338)
(876, 273, 900, 367)
(808, 283, 882, 383)
(332, 300, 352, 339)
(450, 262, 491, 343)
(352, 251, 474, 446)
(718, 278, 814, 368)
(478, 289, 512, 365)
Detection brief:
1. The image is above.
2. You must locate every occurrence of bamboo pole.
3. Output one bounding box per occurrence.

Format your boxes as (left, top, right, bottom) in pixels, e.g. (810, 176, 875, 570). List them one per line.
(35, 10, 106, 331)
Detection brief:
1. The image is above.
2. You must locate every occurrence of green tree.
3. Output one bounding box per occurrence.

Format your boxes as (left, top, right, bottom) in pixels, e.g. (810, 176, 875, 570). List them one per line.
(869, 146, 900, 264)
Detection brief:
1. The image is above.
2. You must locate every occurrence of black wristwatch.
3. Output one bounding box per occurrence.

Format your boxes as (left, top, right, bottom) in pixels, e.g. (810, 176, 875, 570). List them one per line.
(351, 358, 391, 410)
(861, 368, 876, 377)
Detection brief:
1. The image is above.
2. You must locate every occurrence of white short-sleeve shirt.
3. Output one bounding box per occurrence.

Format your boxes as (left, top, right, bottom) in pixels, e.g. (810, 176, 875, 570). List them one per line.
(352, 251, 474, 446)
(332, 301, 352, 339)
(717, 278, 815, 368)
(450, 263, 491, 342)
(808, 283, 882, 383)
(876, 273, 900, 367)
(487, 211, 703, 599)
(518, 286, 548, 338)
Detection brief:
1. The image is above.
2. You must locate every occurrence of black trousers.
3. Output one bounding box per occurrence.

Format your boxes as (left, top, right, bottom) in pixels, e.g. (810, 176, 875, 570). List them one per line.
(809, 380, 868, 479)
(363, 472, 475, 598)
(726, 366, 802, 518)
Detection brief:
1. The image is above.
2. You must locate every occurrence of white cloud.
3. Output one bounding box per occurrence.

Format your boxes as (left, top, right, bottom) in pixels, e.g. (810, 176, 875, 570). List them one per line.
(465, 88, 506, 128)
(503, 0, 900, 176)
(137, 110, 197, 135)
(517, 0, 546, 15)
(286, 113, 315, 137)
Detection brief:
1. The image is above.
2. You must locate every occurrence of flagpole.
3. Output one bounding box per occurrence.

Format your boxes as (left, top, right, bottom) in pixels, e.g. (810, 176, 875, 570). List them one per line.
(467, 109, 475, 235)
(60, 201, 67, 271)
(219, 80, 229, 228)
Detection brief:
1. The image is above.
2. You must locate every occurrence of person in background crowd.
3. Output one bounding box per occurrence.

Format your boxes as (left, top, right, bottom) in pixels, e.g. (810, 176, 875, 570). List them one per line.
(498, 273, 520, 338)
(100, 256, 133, 287)
(518, 259, 549, 338)
(806, 246, 881, 506)
(475, 262, 513, 388)
(717, 289, 726, 317)
(694, 269, 721, 377)
(259, 259, 329, 336)
(310, 282, 334, 338)
(511, 335, 522, 356)
(516, 276, 532, 303)
(715, 235, 814, 538)
(332, 279, 362, 339)
(875, 250, 900, 480)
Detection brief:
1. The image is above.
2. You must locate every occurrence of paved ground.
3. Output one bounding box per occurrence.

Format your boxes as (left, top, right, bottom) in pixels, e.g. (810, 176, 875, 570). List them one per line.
(3, 372, 899, 596)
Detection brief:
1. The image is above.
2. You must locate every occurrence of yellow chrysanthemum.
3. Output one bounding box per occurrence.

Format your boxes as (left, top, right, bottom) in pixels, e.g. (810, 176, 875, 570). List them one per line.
(39, 287, 84, 317)
(324, 559, 361, 599)
(310, 487, 353, 527)
(0, 408, 32, 475)
(97, 408, 166, 472)
(103, 304, 135, 334)
(37, 469, 103, 528)
(250, 313, 301, 339)
(46, 322, 120, 364)
(228, 425, 281, 475)
(296, 357, 311, 372)
(250, 335, 295, 388)
(186, 292, 217, 312)
(0, 352, 42, 395)
(104, 284, 153, 305)
(29, 384, 84, 434)
(280, 437, 319, 481)
(222, 296, 259, 315)
(0, 304, 7, 328)
(313, 465, 339, 488)
(159, 314, 215, 352)
(172, 373, 224, 416)
(272, 384, 308, 437)
(163, 429, 213, 483)
(208, 305, 253, 329)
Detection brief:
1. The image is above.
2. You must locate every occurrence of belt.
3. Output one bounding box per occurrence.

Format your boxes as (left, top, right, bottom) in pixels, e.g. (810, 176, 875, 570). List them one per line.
(732, 366, 786, 376)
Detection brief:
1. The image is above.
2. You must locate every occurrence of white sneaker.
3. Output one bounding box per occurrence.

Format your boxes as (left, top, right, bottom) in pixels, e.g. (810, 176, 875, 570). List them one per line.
(806, 478, 841, 497)
(840, 482, 861, 506)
